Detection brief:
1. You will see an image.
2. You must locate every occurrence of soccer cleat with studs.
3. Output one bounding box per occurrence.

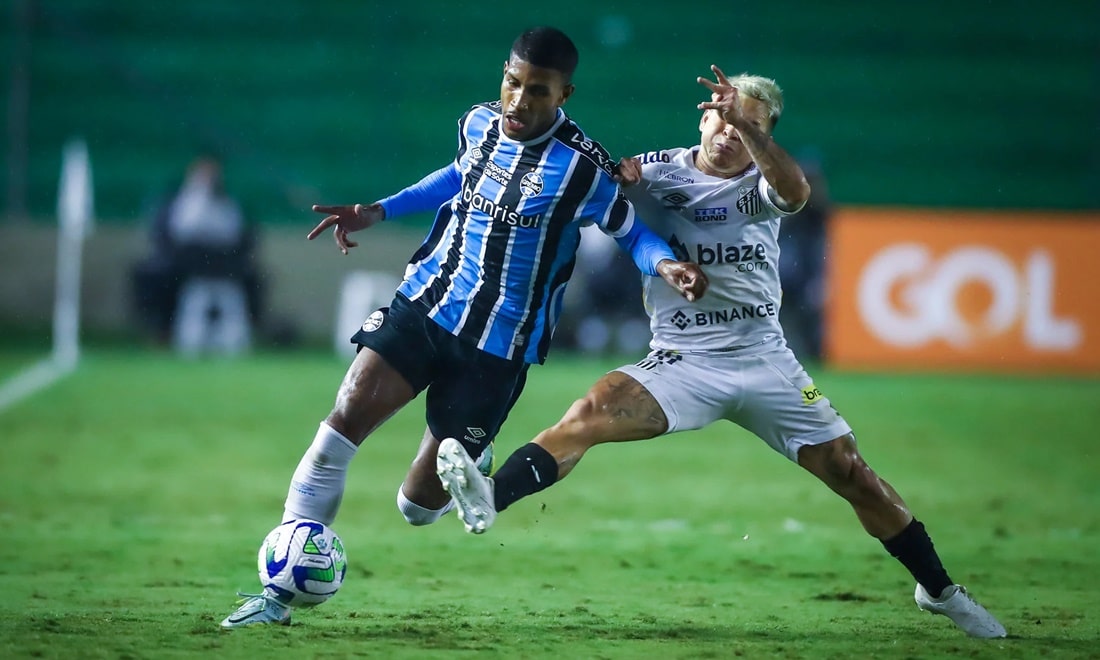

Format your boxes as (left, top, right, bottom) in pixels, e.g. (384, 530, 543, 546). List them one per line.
(914, 583, 1006, 638)
(219, 591, 292, 629)
(437, 437, 497, 534)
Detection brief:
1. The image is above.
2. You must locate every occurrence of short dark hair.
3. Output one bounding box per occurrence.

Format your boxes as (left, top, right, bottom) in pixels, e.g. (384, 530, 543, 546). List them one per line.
(510, 27, 578, 79)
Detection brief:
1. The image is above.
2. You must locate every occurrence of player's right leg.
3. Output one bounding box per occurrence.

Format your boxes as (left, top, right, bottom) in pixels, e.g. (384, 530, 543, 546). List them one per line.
(281, 345, 419, 524)
(797, 436, 1005, 638)
(223, 302, 429, 629)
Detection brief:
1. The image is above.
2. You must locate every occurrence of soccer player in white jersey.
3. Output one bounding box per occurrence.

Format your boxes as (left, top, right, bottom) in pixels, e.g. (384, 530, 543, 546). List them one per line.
(219, 27, 707, 628)
(437, 65, 1006, 639)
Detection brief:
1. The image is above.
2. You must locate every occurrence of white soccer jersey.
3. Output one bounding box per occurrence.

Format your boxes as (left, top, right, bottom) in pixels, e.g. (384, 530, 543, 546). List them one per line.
(624, 147, 802, 352)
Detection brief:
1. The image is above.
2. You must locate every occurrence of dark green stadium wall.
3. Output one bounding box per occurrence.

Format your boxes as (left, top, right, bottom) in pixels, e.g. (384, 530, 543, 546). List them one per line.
(4, 0, 1097, 223)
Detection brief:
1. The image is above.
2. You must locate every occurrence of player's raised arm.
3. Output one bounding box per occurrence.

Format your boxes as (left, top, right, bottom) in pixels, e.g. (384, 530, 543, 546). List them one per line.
(308, 162, 463, 255)
(697, 64, 810, 211)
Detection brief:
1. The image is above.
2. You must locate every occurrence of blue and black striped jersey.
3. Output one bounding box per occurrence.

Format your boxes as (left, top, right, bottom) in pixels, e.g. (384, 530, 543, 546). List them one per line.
(386, 101, 669, 364)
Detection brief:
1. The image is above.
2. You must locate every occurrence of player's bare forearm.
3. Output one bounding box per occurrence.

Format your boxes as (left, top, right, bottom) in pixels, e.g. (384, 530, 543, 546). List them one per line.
(737, 125, 810, 210)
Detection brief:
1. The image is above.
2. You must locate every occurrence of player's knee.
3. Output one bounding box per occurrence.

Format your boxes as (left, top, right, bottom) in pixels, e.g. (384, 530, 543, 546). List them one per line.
(553, 395, 604, 442)
(561, 390, 664, 442)
(818, 435, 884, 498)
(396, 487, 453, 526)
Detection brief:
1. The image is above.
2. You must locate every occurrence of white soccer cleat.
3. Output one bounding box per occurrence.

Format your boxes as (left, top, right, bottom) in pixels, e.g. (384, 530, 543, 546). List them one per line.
(914, 584, 1006, 638)
(437, 437, 497, 534)
(219, 591, 292, 629)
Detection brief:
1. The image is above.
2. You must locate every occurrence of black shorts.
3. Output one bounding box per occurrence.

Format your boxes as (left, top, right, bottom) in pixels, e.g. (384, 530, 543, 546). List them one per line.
(350, 294, 529, 459)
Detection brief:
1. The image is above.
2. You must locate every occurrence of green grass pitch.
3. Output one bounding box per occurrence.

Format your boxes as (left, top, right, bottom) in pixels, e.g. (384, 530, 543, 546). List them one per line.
(0, 347, 1097, 658)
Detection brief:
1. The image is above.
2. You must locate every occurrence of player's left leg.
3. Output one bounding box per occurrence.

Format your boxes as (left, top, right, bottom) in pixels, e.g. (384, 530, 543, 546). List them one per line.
(797, 435, 1006, 638)
(402, 335, 526, 527)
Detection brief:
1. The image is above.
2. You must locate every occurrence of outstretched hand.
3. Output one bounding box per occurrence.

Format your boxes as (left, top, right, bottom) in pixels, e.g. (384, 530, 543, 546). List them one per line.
(657, 260, 708, 303)
(307, 203, 385, 254)
(696, 64, 748, 130)
(614, 157, 643, 187)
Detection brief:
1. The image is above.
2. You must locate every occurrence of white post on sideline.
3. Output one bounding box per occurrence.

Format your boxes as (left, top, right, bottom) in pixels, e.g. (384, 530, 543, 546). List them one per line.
(53, 138, 94, 368)
(0, 138, 92, 413)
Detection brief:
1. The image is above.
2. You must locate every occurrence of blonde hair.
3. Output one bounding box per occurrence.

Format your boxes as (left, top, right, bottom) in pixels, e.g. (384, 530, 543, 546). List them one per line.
(726, 73, 784, 127)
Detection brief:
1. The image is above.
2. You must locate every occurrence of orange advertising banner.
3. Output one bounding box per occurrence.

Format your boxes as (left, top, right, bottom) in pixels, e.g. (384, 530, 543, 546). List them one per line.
(825, 208, 1100, 373)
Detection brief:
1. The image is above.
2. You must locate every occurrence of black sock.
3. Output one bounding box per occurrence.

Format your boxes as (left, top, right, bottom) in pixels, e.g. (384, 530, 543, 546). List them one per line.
(492, 443, 558, 512)
(881, 519, 953, 598)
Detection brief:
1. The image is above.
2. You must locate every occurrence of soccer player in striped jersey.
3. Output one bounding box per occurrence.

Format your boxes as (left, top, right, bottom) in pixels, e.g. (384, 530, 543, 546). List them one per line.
(437, 65, 1006, 639)
(220, 27, 707, 628)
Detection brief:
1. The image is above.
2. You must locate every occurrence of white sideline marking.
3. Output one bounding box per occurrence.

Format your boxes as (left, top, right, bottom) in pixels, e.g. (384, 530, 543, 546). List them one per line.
(0, 357, 75, 413)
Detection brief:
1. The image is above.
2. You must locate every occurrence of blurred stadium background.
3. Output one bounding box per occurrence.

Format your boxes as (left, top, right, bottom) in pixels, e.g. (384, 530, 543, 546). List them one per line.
(1, 0, 1097, 365)
(2, 3, 1099, 655)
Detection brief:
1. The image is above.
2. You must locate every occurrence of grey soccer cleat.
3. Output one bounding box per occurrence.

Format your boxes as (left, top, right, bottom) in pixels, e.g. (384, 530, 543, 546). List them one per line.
(437, 437, 497, 534)
(220, 591, 292, 628)
(915, 584, 1006, 638)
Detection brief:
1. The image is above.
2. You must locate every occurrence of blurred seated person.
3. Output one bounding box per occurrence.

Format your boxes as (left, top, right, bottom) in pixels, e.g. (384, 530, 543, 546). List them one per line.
(565, 224, 650, 355)
(131, 155, 263, 345)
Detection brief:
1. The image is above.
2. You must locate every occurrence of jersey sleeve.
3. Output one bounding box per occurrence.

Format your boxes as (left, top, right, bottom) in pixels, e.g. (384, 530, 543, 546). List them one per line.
(593, 183, 674, 276)
(378, 163, 461, 220)
(758, 175, 806, 216)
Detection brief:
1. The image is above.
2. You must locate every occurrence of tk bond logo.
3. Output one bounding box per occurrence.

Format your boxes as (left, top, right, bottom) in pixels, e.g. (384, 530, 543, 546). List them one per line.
(693, 207, 727, 223)
(858, 245, 1081, 350)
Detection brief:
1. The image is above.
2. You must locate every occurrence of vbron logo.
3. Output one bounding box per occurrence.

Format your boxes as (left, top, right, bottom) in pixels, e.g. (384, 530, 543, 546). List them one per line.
(362, 310, 384, 332)
(520, 172, 544, 197)
(461, 184, 543, 228)
(858, 245, 1082, 349)
(660, 170, 695, 184)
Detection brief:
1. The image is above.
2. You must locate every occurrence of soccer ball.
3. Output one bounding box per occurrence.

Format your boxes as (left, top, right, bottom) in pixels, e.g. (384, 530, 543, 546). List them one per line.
(257, 519, 347, 607)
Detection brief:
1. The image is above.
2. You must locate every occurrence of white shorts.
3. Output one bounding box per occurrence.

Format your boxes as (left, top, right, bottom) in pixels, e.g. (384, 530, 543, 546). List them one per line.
(615, 337, 852, 462)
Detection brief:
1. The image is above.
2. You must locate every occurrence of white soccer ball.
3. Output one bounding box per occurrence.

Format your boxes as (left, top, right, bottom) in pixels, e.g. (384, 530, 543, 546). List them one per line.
(257, 519, 347, 607)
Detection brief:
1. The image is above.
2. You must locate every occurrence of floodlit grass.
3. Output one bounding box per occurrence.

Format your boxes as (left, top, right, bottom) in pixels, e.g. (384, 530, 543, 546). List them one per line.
(1, 348, 1097, 658)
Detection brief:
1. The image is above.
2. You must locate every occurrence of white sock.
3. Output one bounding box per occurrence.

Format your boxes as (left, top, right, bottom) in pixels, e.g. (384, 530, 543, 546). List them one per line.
(282, 422, 358, 525)
(396, 487, 454, 526)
